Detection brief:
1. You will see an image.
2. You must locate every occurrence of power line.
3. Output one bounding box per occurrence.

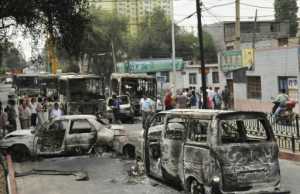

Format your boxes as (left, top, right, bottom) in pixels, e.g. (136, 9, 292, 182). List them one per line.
(177, 12, 196, 23)
(240, 2, 274, 9)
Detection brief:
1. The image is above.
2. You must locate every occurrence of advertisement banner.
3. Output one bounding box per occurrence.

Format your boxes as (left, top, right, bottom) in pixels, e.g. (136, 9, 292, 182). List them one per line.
(220, 48, 254, 72)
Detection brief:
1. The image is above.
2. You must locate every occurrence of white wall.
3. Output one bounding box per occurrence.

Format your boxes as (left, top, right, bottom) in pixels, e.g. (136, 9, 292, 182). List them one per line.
(233, 47, 300, 113)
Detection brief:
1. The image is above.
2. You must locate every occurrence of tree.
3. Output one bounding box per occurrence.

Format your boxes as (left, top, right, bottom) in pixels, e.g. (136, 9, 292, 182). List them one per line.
(274, 0, 298, 37)
(129, 9, 217, 63)
(57, 7, 128, 79)
(0, 0, 90, 56)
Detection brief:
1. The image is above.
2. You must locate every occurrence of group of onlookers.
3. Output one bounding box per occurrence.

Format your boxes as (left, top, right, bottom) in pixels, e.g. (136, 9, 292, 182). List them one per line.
(163, 86, 231, 111)
(0, 95, 64, 137)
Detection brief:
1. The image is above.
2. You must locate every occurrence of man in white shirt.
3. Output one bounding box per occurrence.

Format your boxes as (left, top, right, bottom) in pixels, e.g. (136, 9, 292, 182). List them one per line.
(140, 95, 154, 128)
(50, 103, 63, 119)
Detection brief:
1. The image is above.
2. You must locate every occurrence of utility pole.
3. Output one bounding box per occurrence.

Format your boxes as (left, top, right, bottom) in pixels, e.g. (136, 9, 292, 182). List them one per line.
(235, 0, 241, 50)
(171, 0, 177, 93)
(252, 9, 258, 50)
(196, 0, 207, 109)
(111, 40, 117, 72)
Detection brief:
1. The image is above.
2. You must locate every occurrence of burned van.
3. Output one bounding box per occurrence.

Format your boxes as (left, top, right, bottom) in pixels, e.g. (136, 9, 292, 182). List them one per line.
(144, 109, 289, 194)
(58, 74, 106, 115)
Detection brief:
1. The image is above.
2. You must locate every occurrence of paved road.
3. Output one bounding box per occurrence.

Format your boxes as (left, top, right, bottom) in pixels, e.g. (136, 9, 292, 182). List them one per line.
(14, 155, 300, 194)
(15, 155, 180, 194)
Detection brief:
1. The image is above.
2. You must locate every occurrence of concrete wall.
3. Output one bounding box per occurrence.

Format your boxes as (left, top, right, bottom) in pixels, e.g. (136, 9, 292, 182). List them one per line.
(233, 47, 300, 113)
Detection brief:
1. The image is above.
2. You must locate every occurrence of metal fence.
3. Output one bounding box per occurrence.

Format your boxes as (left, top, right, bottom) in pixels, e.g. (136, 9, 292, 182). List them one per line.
(267, 115, 300, 153)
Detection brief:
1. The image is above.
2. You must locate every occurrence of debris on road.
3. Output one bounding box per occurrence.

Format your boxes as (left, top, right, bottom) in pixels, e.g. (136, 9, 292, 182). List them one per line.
(15, 169, 89, 181)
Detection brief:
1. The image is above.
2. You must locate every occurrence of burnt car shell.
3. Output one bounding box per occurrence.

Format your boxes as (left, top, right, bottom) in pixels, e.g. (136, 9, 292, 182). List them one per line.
(211, 112, 287, 194)
(144, 110, 290, 194)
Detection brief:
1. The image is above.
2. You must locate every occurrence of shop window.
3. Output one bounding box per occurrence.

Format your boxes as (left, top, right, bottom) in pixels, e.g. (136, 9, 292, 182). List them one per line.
(189, 73, 197, 85)
(247, 76, 261, 99)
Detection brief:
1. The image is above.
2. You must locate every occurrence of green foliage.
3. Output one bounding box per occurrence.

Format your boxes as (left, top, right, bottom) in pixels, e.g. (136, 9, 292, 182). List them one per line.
(274, 0, 298, 37)
(0, 0, 90, 56)
(0, 42, 25, 69)
(129, 9, 217, 63)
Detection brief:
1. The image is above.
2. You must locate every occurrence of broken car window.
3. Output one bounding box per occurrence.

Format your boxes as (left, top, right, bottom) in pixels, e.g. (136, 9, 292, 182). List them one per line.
(49, 120, 68, 131)
(165, 118, 185, 140)
(219, 119, 268, 144)
(188, 120, 209, 143)
(70, 120, 92, 134)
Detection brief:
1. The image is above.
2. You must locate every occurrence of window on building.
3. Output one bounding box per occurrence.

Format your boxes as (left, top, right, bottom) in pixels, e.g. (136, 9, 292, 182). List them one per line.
(189, 73, 197, 85)
(160, 71, 169, 83)
(247, 76, 261, 99)
(212, 72, 219, 83)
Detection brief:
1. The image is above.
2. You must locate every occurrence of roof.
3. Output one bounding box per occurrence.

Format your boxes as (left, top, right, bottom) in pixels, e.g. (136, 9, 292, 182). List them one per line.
(159, 109, 230, 118)
(158, 109, 268, 119)
(59, 74, 101, 80)
(111, 73, 155, 79)
(55, 115, 97, 120)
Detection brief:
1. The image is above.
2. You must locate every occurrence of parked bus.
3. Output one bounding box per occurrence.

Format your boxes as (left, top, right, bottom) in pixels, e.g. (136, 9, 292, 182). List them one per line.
(110, 73, 157, 115)
(58, 74, 106, 115)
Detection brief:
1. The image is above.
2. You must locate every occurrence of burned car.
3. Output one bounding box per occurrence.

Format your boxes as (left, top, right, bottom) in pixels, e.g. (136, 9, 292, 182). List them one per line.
(0, 115, 127, 161)
(144, 109, 289, 194)
(106, 95, 135, 123)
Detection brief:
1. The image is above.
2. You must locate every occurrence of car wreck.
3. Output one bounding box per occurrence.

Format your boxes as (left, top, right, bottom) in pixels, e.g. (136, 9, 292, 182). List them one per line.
(0, 115, 127, 161)
(144, 109, 290, 194)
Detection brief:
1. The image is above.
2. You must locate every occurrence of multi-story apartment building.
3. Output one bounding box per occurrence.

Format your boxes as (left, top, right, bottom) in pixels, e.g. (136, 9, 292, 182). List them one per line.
(94, 0, 171, 35)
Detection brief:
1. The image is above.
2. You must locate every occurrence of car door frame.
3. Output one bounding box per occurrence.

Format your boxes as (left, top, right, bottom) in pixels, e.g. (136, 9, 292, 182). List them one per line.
(144, 112, 166, 177)
(182, 117, 213, 188)
(64, 118, 97, 153)
(35, 118, 70, 156)
(159, 115, 186, 185)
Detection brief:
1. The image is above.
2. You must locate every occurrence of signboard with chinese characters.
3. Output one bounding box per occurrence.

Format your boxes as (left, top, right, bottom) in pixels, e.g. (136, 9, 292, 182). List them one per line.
(116, 58, 184, 73)
(220, 48, 254, 72)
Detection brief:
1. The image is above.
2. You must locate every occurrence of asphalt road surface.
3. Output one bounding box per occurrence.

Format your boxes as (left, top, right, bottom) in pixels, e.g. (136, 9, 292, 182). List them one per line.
(15, 155, 180, 194)
(13, 155, 300, 194)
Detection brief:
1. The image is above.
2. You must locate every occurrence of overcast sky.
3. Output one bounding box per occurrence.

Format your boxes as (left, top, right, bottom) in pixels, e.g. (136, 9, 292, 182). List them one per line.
(15, 0, 300, 61)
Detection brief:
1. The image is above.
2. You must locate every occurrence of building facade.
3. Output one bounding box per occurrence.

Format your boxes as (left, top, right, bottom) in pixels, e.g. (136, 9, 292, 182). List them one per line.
(221, 46, 300, 113)
(205, 20, 290, 51)
(94, 0, 171, 35)
(117, 58, 226, 96)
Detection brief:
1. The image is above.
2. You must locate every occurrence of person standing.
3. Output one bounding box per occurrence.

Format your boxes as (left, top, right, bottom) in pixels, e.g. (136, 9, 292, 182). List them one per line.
(7, 100, 17, 131)
(164, 91, 173, 110)
(213, 88, 222, 110)
(50, 103, 63, 119)
(156, 96, 163, 112)
(140, 95, 154, 128)
(110, 95, 121, 123)
(221, 86, 230, 110)
(196, 92, 202, 109)
(36, 97, 45, 126)
(190, 91, 198, 109)
(0, 107, 8, 137)
(18, 99, 31, 129)
(30, 97, 38, 126)
(176, 90, 188, 109)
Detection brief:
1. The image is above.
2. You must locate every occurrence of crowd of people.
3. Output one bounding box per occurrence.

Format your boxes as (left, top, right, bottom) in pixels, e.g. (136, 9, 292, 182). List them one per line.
(163, 86, 231, 111)
(138, 86, 232, 127)
(0, 95, 64, 137)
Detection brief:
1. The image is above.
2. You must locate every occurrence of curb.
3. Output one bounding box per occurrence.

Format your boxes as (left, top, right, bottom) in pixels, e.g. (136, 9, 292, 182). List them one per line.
(6, 155, 17, 194)
(279, 151, 300, 162)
